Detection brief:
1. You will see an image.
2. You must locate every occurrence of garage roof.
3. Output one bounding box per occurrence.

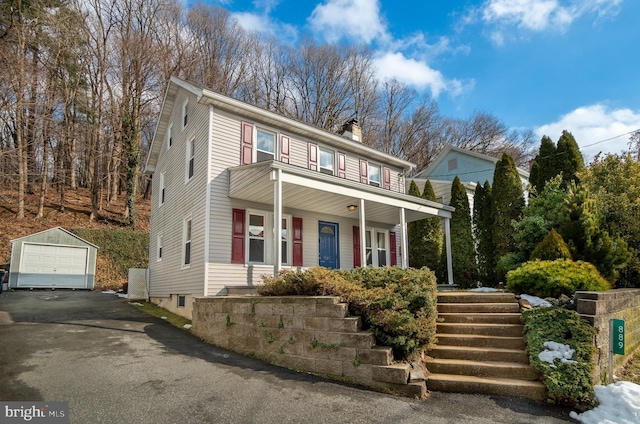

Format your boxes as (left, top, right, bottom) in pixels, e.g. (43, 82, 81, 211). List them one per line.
(11, 227, 99, 249)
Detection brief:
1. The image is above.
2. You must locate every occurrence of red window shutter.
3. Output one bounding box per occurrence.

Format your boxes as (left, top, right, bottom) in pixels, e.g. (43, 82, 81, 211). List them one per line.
(353, 226, 361, 268)
(280, 135, 290, 164)
(308, 143, 318, 171)
(292, 217, 303, 266)
(241, 122, 254, 165)
(383, 167, 391, 190)
(389, 231, 397, 266)
(337, 152, 346, 178)
(359, 159, 368, 184)
(231, 208, 245, 264)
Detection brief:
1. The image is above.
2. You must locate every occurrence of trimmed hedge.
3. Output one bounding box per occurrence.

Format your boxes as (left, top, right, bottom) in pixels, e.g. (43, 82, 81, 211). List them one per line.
(258, 266, 437, 359)
(522, 307, 596, 405)
(506, 259, 610, 298)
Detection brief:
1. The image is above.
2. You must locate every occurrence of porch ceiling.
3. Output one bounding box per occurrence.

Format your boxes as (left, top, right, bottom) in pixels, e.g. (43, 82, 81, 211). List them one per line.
(228, 162, 453, 225)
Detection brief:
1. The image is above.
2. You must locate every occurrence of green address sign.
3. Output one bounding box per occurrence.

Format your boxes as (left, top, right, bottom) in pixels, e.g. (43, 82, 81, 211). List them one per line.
(612, 319, 625, 355)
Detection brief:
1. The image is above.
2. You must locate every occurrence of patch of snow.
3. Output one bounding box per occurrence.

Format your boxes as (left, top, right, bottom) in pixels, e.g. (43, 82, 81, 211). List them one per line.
(538, 341, 577, 367)
(183, 324, 192, 330)
(469, 287, 499, 292)
(130, 302, 143, 307)
(117, 293, 128, 298)
(161, 316, 167, 320)
(521, 294, 552, 307)
(101, 290, 116, 294)
(570, 381, 640, 424)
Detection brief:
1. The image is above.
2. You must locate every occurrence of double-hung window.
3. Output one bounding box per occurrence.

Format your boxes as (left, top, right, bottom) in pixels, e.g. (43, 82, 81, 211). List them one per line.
(256, 129, 275, 162)
(182, 99, 188, 128)
(183, 217, 192, 266)
(159, 171, 166, 205)
(248, 213, 266, 263)
(186, 136, 195, 180)
(167, 124, 173, 149)
(157, 234, 163, 261)
(319, 148, 335, 175)
(365, 229, 388, 267)
(369, 164, 381, 187)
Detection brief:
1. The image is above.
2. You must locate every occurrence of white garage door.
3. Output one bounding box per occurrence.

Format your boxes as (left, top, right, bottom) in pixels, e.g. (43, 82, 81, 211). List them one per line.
(19, 243, 88, 288)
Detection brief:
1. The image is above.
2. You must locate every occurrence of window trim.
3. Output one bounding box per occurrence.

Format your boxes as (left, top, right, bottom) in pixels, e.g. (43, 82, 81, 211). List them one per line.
(246, 209, 292, 266)
(182, 215, 192, 268)
(365, 228, 389, 267)
(167, 123, 173, 149)
(369, 163, 381, 187)
(319, 148, 335, 176)
(177, 295, 186, 308)
(186, 135, 195, 182)
(255, 127, 276, 163)
(159, 171, 166, 206)
(157, 233, 163, 262)
(182, 99, 189, 129)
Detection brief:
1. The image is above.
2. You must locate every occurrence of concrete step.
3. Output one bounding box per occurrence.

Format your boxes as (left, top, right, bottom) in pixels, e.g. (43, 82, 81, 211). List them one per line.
(438, 302, 520, 313)
(429, 345, 529, 363)
(427, 374, 547, 401)
(437, 292, 518, 304)
(425, 358, 539, 380)
(437, 322, 524, 337)
(436, 333, 526, 350)
(438, 312, 522, 324)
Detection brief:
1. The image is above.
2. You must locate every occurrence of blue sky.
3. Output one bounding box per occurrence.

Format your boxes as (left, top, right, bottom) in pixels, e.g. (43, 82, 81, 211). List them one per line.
(211, 0, 639, 161)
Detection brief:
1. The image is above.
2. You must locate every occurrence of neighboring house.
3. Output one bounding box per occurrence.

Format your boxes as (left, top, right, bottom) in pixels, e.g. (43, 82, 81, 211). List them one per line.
(145, 77, 454, 319)
(408, 144, 530, 210)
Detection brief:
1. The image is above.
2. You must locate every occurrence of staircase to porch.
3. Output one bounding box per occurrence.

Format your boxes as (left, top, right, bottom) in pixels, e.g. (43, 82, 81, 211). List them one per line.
(426, 292, 547, 401)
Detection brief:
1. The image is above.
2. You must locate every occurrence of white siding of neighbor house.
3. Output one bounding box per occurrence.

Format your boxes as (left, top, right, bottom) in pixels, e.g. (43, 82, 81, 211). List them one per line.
(427, 150, 496, 186)
(148, 89, 209, 298)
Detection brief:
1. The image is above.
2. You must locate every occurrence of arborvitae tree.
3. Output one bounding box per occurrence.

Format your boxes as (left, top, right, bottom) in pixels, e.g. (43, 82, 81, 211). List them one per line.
(529, 135, 558, 193)
(559, 183, 630, 282)
(556, 130, 584, 188)
(530, 229, 572, 261)
(407, 180, 425, 268)
(447, 176, 476, 287)
(492, 153, 525, 268)
(422, 180, 442, 273)
(474, 180, 495, 286)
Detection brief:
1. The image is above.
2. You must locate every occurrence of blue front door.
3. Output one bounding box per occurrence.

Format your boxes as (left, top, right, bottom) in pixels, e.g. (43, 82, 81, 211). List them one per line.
(318, 221, 339, 269)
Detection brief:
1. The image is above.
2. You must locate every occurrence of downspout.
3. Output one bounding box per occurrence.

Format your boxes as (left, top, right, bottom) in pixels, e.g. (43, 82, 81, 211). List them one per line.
(203, 105, 214, 296)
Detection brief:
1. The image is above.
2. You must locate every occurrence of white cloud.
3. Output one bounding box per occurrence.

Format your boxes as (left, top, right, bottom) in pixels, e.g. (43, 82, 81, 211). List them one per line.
(373, 52, 472, 98)
(474, 0, 623, 44)
(232, 12, 298, 41)
(535, 104, 640, 162)
(308, 0, 387, 44)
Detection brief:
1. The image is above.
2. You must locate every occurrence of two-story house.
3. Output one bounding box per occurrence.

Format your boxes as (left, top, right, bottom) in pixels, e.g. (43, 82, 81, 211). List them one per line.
(145, 77, 454, 319)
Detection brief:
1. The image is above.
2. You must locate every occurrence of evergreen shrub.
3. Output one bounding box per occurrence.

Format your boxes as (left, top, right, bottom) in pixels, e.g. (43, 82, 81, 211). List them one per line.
(506, 259, 609, 298)
(530, 229, 572, 261)
(258, 266, 437, 359)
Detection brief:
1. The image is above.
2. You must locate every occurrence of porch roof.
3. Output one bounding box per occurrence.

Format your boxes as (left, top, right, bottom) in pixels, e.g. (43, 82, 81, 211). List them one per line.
(228, 161, 453, 225)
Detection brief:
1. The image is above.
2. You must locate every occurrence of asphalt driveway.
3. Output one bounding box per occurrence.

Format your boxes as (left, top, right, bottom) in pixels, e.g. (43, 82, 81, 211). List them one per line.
(0, 290, 575, 423)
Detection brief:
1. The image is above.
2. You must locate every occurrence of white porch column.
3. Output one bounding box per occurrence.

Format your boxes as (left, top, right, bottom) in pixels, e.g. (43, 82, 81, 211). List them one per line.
(444, 217, 454, 285)
(273, 168, 282, 276)
(359, 198, 366, 267)
(399, 208, 408, 269)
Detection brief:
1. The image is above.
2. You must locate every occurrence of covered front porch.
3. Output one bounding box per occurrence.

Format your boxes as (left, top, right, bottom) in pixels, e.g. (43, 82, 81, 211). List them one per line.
(228, 161, 455, 283)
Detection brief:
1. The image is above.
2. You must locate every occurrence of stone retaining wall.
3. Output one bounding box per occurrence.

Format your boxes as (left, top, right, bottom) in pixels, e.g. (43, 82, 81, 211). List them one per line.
(575, 289, 640, 384)
(192, 295, 426, 398)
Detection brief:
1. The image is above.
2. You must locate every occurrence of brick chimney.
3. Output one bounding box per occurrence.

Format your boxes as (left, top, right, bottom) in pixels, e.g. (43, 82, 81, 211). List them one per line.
(339, 118, 362, 142)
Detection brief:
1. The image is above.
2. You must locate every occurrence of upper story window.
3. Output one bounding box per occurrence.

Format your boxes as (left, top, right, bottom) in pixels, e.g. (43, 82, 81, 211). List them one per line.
(369, 164, 381, 187)
(186, 136, 195, 180)
(256, 129, 275, 162)
(157, 234, 163, 261)
(183, 217, 192, 267)
(159, 171, 166, 205)
(182, 99, 188, 128)
(448, 157, 457, 172)
(319, 148, 334, 175)
(167, 124, 173, 149)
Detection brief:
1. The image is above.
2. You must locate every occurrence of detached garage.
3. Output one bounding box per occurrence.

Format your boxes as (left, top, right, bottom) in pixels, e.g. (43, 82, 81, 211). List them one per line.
(9, 227, 98, 290)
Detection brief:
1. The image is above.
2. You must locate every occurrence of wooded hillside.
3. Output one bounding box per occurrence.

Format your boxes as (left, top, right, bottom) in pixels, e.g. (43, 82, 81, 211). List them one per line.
(0, 0, 535, 228)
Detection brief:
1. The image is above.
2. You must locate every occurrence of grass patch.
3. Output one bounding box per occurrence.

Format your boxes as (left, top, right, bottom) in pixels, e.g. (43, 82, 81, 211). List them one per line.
(616, 350, 640, 385)
(128, 301, 191, 329)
